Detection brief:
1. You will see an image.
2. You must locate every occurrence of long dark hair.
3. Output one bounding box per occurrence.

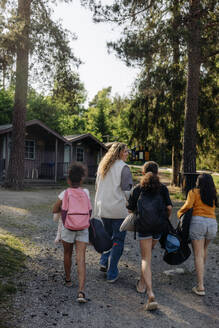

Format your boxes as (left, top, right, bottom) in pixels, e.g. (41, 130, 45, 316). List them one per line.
(140, 172, 161, 193)
(196, 174, 217, 207)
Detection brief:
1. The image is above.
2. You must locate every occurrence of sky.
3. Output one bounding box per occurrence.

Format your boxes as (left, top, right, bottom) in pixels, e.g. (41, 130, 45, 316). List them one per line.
(52, 1, 140, 103)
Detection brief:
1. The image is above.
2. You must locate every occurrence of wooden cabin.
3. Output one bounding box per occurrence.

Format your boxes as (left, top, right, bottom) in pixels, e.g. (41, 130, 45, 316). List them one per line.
(0, 120, 107, 184)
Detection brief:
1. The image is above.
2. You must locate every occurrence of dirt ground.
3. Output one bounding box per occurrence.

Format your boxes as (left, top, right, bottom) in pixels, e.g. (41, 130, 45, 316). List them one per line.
(0, 185, 219, 328)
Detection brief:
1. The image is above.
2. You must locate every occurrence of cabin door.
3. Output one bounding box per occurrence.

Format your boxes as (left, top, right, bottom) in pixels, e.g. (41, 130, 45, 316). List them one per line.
(64, 145, 71, 175)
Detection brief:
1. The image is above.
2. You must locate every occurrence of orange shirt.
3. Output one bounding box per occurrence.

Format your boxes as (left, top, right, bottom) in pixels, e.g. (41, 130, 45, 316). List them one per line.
(177, 188, 216, 219)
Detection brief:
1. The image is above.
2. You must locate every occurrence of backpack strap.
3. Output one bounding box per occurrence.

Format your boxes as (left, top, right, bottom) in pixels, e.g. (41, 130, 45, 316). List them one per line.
(61, 189, 70, 225)
(134, 186, 142, 214)
(133, 186, 142, 240)
(62, 188, 70, 211)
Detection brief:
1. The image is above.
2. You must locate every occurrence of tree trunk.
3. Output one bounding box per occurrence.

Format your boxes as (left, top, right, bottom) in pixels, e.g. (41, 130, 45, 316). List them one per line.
(182, 0, 201, 193)
(2, 54, 6, 90)
(171, 0, 182, 186)
(171, 144, 181, 185)
(5, 0, 31, 189)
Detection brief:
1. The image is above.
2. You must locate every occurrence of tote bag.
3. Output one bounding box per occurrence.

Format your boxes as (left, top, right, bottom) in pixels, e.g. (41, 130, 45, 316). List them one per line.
(89, 218, 113, 254)
(119, 213, 136, 232)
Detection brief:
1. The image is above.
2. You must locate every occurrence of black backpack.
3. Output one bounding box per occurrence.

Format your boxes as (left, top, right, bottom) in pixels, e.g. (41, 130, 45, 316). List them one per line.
(176, 208, 193, 243)
(136, 190, 167, 234)
(163, 240, 191, 265)
(160, 212, 192, 265)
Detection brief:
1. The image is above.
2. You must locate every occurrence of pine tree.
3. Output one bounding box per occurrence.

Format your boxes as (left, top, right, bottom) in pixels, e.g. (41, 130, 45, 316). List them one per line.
(84, 0, 218, 187)
(2, 0, 81, 188)
(5, 0, 31, 189)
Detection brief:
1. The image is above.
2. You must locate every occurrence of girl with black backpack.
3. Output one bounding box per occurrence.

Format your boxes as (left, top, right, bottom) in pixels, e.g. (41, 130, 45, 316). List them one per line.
(127, 161, 172, 311)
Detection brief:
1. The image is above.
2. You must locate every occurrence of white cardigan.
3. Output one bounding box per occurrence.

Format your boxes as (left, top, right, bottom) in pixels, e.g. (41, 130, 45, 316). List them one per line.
(94, 160, 129, 219)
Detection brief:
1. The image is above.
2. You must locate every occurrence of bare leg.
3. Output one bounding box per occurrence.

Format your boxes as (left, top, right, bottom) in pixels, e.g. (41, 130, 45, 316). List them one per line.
(192, 239, 206, 291)
(204, 239, 211, 264)
(139, 238, 154, 298)
(62, 240, 73, 285)
(138, 239, 158, 292)
(76, 241, 87, 292)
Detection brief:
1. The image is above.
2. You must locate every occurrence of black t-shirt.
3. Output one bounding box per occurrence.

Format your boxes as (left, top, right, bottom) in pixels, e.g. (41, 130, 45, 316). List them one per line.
(127, 183, 172, 213)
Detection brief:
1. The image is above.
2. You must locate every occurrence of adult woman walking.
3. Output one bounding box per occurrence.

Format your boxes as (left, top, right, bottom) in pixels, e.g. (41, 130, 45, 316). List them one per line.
(177, 173, 218, 296)
(127, 162, 172, 310)
(94, 142, 133, 283)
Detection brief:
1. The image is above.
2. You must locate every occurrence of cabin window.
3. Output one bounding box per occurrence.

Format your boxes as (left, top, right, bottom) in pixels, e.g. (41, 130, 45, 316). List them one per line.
(76, 147, 84, 162)
(25, 140, 35, 160)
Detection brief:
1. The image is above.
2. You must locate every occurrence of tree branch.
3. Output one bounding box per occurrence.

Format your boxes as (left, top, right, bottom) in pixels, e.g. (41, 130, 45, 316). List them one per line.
(202, 50, 219, 62)
(93, 1, 154, 24)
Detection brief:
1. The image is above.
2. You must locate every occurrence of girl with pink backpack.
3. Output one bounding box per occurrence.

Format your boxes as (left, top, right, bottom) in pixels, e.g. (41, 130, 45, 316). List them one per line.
(53, 162, 92, 303)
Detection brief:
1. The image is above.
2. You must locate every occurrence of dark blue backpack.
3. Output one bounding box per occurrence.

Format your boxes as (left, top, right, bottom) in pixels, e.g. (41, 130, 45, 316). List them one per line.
(165, 233, 180, 253)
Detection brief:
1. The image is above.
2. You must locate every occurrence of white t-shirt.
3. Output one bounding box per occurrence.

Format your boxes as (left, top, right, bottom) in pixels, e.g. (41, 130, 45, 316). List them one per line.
(58, 188, 90, 200)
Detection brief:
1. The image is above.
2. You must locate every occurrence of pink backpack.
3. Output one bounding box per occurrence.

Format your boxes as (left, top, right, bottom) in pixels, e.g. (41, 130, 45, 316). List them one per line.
(61, 188, 91, 231)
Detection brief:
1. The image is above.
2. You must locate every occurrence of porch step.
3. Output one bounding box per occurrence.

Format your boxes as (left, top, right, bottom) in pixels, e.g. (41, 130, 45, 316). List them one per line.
(84, 177, 95, 184)
(25, 178, 95, 184)
(25, 179, 56, 184)
(24, 179, 66, 188)
(0, 180, 65, 189)
(0, 178, 95, 188)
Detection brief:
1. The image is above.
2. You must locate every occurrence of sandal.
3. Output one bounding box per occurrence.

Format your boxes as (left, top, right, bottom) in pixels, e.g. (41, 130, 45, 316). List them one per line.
(192, 286, 205, 296)
(77, 291, 87, 303)
(136, 280, 146, 294)
(145, 297, 158, 311)
(64, 278, 73, 287)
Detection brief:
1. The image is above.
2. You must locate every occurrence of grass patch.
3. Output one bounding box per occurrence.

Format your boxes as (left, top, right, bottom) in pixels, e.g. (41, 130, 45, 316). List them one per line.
(129, 166, 142, 184)
(130, 166, 142, 175)
(0, 281, 17, 297)
(160, 171, 171, 177)
(170, 191, 185, 201)
(127, 161, 144, 166)
(132, 175, 141, 184)
(0, 232, 27, 300)
(2, 221, 38, 234)
(213, 175, 219, 192)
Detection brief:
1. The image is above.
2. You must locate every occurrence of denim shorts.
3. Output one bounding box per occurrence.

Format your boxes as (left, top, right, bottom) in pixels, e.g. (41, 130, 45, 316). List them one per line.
(189, 216, 218, 240)
(138, 232, 162, 241)
(61, 225, 89, 244)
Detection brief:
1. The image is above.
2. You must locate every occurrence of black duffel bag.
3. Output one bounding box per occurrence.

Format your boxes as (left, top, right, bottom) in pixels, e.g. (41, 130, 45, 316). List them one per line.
(89, 218, 113, 254)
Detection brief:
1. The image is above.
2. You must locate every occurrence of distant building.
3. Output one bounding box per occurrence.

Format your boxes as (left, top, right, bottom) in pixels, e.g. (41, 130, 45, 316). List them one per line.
(65, 133, 107, 179)
(0, 120, 107, 184)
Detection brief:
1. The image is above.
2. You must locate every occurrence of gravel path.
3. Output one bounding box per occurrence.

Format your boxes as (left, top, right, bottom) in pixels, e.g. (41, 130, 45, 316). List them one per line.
(0, 186, 219, 328)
